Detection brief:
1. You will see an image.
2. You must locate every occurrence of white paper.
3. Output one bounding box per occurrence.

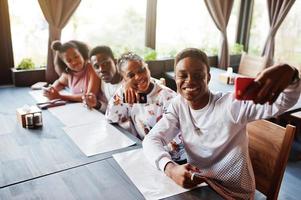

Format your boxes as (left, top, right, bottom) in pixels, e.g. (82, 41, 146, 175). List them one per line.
(29, 90, 49, 103)
(29, 89, 70, 103)
(113, 149, 205, 200)
(48, 103, 103, 127)
(63, 122, 135, 156)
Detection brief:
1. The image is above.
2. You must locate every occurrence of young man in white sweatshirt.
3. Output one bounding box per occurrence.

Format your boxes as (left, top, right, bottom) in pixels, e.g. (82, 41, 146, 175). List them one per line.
(142, 48, 301, 199)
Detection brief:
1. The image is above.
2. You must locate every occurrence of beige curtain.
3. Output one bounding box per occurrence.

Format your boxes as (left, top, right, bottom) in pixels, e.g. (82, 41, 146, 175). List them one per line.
(38, 0, 81, 83)
(261, 0, 295, 66)
(145, 0, 157, 49)
(204, 0, 234, 69)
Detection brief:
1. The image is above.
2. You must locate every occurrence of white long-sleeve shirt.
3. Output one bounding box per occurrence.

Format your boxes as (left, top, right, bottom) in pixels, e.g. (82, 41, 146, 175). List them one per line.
(98, 80, 122, 113)
(143, 81, 301, 199)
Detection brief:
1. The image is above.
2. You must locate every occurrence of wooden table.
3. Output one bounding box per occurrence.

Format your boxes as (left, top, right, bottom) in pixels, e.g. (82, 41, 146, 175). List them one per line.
(0, 87, 222, 199)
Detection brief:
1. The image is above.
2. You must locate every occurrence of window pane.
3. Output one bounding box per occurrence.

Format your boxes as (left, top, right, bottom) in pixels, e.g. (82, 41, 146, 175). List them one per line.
(228, 0, 242, 54)
(62, 0, 146, 57)
(156, 0, 240, 57)
(8, 0, 48, 67)
(248, 0, 269, 56)
(275, 2, 301, 64)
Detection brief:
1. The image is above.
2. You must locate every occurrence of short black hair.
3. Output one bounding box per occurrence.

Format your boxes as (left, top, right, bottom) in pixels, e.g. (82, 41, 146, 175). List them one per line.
(174, 48, 210, 73)
(89, 46, 115, 60)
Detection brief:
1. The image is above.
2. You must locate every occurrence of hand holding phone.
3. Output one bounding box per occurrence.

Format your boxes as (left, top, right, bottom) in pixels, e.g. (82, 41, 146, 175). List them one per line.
(137, 93, 147, 103)
(123, 92, 147, 103)
(235, 77, 259, 100)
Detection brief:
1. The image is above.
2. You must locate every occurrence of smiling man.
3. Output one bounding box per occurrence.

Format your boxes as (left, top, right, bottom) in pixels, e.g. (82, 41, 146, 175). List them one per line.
(142, 48, 301, 199)
(83, 46, 123, 112)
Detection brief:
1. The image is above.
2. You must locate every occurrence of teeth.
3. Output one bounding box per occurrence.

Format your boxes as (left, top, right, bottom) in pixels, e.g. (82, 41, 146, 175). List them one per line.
(185, 88, 197, 92)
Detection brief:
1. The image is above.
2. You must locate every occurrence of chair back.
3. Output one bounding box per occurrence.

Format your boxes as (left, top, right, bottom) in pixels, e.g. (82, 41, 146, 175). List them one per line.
(238, 52, 268, 77)
(247, 120, 295, 200)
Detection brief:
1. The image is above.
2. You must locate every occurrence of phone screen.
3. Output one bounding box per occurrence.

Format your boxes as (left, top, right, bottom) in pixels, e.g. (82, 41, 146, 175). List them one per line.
(138, 93, 147, 103)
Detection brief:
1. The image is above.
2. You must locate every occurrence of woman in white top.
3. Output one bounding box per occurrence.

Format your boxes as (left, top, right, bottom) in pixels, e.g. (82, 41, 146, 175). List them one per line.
(142, 48, 301, 199)
(106, 52, 186, 162)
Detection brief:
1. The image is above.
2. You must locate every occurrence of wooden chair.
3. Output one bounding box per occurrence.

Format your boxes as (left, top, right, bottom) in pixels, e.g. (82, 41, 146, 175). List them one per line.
(238, 52, 268, 78)
(247, 120, 295, 200)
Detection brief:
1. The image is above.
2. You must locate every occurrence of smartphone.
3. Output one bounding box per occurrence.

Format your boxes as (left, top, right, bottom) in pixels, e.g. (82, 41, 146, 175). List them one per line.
(138, 93, 147, 103)
(235, 77, 257, 100)
(122, 93, 147, 103)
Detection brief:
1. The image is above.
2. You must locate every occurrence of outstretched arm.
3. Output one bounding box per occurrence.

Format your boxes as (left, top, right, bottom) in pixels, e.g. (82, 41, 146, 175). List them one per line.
(242, 63, 300, 105)
(231, 64, 301, 123)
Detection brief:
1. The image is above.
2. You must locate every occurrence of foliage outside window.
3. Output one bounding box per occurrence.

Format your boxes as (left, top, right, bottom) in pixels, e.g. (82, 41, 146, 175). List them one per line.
(16, 58, 35, 70)
(62, 0, 146, 59)
(8, 0, 48, 68)
(156, 0, 241, 58)
(274, 1, 301, 64)
(248, 0, 269, 56)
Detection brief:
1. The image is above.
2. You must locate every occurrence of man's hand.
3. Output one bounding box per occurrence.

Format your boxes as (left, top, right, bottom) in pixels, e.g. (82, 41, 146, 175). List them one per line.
(164, 162, 204, 188)
(242, 64, 298, 104)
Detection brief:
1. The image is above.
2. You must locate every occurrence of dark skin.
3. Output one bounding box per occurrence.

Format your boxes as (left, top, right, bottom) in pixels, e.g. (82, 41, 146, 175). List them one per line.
(242, 63, 297, 104)
(44, 48, 99, 103)
(83, 53, 123, 108)
(165, 57, 298, 188)
(121, 60, 153, 104)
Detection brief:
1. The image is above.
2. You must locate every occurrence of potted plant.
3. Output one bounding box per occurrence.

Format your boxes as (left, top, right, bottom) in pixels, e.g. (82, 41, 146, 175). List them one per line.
(11, 58, 46, 87)
(230, 43, 244, 72)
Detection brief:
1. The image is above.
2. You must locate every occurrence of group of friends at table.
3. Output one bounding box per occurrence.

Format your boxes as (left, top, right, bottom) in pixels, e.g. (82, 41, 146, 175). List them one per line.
(42, 39, 301, 199)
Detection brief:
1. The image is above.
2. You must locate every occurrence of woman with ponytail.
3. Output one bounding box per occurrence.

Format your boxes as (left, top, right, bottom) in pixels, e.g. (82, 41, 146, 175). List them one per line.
(43, 40, 100, 103)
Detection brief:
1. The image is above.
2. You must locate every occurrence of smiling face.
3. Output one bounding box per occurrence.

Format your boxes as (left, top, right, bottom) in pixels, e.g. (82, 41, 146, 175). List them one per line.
(121, 60, 151, 93)
(91, 53, 117, 83)
(175, 57, 211, 109)
(62, 48, 85, 72)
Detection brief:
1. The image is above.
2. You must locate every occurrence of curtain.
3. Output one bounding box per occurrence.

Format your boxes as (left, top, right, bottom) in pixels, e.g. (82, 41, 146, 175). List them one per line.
(38, 0, 81, 83)
(145, 0, 157, 49)
(204, 0, 234, 69)
(0, 0, 14, 84)
(261, 0, 295, 66)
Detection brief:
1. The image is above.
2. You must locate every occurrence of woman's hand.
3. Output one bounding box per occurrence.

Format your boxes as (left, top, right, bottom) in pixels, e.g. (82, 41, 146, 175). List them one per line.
(43, 87, 61, 100)
(124, 84, 138, 104)
(82, 93, 98, 109)
(164, 162, 204, 188)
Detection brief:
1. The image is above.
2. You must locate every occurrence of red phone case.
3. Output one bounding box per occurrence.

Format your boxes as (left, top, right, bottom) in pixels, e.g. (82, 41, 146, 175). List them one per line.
(235, 77, 255, 100)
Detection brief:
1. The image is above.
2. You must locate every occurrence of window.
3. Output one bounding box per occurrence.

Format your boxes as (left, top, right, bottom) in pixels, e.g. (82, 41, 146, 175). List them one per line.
(228, 0, 241, 54)
(8, 0, 48, 67)
(156, 0, 240, 57)
(62, 0, 146, 57)
(274, 1, 301, 64)
(248, 0, 269, 56)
